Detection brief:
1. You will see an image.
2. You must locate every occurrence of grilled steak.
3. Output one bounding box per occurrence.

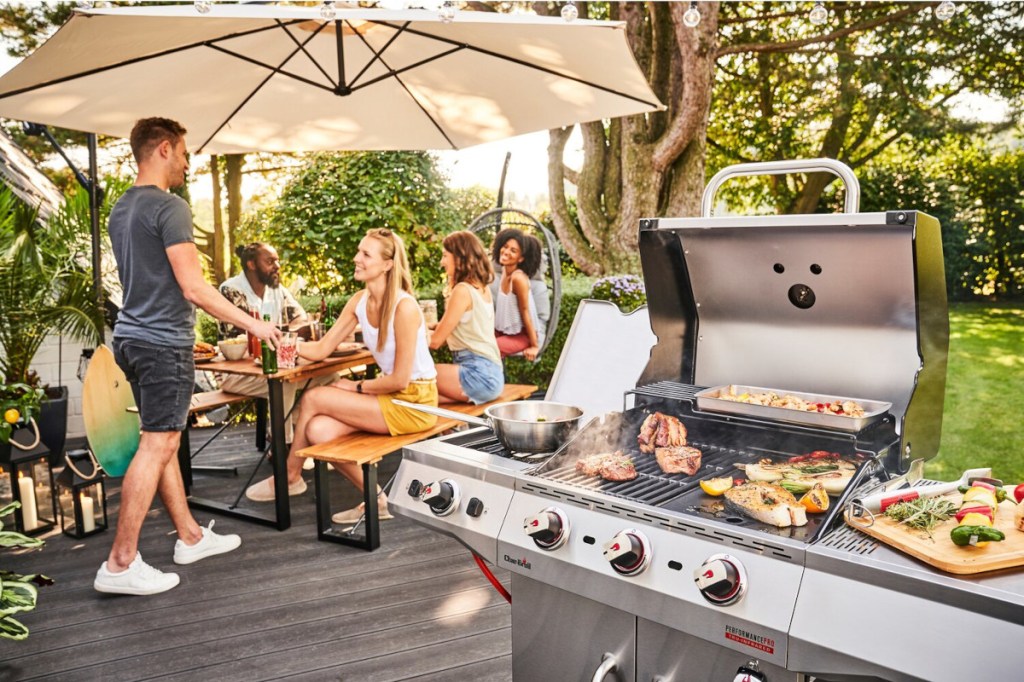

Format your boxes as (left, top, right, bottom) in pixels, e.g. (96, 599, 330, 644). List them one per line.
(723, 481, 808, 527)
(576, 452, 619, 476)
(599, 455, 638, 482)
(637, 412, 687, 453)
(654, 445, 702, 476)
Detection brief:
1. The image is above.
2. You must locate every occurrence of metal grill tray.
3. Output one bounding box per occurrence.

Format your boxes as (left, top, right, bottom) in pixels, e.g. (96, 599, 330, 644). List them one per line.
(695, 384, 891, 433)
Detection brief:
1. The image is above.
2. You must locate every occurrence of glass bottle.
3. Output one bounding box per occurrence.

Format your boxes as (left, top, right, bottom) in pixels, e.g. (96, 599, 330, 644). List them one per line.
(260, 314, 278, 374)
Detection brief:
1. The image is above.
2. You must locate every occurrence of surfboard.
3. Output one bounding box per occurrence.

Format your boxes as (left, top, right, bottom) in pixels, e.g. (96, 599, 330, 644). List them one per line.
(82, 345, 140, 477)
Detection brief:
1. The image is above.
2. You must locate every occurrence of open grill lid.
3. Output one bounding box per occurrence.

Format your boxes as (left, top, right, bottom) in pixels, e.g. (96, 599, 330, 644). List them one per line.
(635, 160, 949, 471)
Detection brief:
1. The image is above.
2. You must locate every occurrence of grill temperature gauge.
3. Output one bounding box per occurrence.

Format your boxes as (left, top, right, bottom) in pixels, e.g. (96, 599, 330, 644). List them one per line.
(523, 507, 570, 550)
(602, 529, 652, 576)
(694, 553, 747, 606)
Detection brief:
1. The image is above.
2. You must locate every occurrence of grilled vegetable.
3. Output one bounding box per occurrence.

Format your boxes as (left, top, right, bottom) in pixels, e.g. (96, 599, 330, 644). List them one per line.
(950, 525, 1005, 547)
(955, 505, 994, 523)
(798, 483, 830, 514)
(699, 477, 733, 497)
(958, 484, 1008, 504)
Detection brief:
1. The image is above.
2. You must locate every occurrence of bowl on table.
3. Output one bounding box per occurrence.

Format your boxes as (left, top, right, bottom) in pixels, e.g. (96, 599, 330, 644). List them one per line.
(218, 337, 248, 361)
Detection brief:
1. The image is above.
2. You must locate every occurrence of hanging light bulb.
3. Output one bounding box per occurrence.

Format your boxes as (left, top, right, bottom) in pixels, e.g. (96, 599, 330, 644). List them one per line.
(935, 1, 956, 21)
(809, 2, 828, 26)
(76, 0, 94, 9)
(561, 2, 578, 22)
(438, 1, 456, 23)
(319, 1, 336, 20)
(194, 0, 211, 14)
(683, 2, 701, 28)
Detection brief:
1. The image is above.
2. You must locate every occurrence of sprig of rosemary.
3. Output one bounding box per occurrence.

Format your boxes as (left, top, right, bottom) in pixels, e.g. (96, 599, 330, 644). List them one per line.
(883, 497, 958, 536)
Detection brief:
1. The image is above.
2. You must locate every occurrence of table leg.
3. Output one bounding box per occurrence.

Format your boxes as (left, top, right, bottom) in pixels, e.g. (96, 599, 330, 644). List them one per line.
(268, 378, 290, 530)
(177, 428, 193, 495)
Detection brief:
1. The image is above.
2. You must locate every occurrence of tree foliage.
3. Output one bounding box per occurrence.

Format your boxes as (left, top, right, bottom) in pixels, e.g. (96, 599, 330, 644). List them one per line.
(242, 151, 485, 296)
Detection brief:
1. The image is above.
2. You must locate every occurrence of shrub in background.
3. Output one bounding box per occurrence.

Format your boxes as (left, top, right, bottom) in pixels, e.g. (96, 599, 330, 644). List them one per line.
(590, 274, 647, 313)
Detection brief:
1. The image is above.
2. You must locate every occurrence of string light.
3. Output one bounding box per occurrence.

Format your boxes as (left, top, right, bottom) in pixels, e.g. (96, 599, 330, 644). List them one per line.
(194, 0, 211, 14)
(683, 2, 701, 28)
(935, 1, 956, 21)
(319, 1, 336, 20)
(809, 1, 828, 26)
(561, 2, 578, 22)
(439, 1, 456, 23)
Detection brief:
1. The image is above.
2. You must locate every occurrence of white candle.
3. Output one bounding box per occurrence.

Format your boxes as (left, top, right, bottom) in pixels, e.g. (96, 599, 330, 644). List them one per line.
(80, 495, 96, 533)
(18, 474, 37, 530)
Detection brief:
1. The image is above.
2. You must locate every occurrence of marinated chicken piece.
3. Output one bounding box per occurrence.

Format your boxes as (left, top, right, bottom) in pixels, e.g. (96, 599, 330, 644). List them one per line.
(575, 452, 619, 477)
(599, 455, 638, 482)
(654, 445, 702, 476)
(723, 481, 808, 527)
(637, 412, 686, 453)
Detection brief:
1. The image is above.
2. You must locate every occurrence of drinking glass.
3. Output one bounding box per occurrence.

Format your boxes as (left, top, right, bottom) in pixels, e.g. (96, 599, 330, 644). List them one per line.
(277, 332, 298, 369)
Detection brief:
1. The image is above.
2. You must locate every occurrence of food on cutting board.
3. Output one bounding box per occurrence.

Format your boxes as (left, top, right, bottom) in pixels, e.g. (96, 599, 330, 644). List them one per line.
(575, 451, 638, 482)
(1013, 483, 1024, 504)
(637, 412, 687, 453)
(739, 451, 857, 495)
(699, 477, 733, 497)
(950, 480, 1006, 548)
(882, 497, 957, 536)
(655, 445, 703, 476)
(723, 481, 808, 527)
(717, 385, 866, 418)
(1014, 499, 1024, 532)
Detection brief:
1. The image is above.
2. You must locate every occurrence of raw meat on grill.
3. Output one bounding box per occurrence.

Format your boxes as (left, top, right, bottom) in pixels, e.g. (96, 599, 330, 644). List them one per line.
(654, 445, 703, 476)
(637, 412, 687, 453)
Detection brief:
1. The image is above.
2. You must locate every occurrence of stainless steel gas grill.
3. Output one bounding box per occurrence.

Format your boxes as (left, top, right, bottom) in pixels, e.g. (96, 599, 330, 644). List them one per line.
(390, 160, 1024, 682)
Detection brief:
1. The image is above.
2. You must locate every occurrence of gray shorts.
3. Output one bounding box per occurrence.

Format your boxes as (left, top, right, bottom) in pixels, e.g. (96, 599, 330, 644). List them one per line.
(113, 338, 194, 432)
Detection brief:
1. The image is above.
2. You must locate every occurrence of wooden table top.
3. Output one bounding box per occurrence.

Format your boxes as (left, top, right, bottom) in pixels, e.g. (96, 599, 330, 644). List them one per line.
(197, 348, 375, 382)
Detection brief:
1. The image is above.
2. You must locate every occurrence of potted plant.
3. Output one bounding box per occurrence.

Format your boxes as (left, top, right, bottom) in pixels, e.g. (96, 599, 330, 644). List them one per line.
(0, 184, 105, 464)
(0, 380, 44, 459)
(0, 501, 50, 641)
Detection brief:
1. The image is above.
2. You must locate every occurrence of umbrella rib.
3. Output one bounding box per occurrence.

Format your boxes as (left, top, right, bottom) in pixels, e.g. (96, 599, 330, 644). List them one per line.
(367, 19, 662, 109)
(0, 21, 308, 101)
(346, 20, 410, 91)
(349, 46, 464, 92)
(368, 51, 456, 150)
(196, 30, 324, 153)
(274, 19, 338, 89)
(205, 43, 336, 94)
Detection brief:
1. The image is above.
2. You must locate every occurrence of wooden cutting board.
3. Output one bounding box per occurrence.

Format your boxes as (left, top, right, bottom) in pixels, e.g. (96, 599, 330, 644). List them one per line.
(845, 490, 1024, 575)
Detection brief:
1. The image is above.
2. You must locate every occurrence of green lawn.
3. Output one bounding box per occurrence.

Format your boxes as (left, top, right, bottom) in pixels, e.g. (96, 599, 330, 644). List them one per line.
(926, 303, 1024, 485)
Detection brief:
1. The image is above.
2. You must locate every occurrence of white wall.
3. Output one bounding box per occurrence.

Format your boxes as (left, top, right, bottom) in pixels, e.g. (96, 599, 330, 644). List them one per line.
(31, 333, 101, 440)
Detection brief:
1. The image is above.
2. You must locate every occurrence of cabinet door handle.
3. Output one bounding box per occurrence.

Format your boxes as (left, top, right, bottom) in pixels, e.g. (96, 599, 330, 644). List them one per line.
(591, 652, 617, 682)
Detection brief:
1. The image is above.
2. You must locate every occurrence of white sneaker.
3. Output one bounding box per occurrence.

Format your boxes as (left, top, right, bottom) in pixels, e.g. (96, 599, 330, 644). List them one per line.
(245, 476, 307, 502)
(173, 520, 242, 565)
(94, 553, 179, 596)
(302, 457, 315, 470)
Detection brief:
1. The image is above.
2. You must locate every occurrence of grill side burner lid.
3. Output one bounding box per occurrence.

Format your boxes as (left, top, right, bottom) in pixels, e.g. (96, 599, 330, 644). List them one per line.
(635, 160, 949, 471)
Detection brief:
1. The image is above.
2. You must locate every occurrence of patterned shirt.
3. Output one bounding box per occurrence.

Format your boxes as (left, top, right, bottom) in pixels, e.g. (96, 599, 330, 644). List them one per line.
(218, 274, 306, 339)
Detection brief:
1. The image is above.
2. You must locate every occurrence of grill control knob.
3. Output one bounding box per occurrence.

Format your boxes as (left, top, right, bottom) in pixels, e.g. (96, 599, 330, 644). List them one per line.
(694, 553, 747, 606)
(523, 507, 570, 550)
(466, 497, 485, 518)
(420, 479, 460, 517)
(407, 479, 423, 498)
(602, 529, 651, 576)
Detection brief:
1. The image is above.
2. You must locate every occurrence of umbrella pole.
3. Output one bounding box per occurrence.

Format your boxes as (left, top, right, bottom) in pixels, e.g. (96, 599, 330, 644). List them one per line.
(496, 151, 511, 208)
(87, 133, 104, 345)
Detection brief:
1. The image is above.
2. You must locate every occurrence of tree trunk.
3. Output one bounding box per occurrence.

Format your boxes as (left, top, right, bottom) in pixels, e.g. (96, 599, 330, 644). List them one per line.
(225, 154, 244, 271)
(546, 1, 719, 275)
(210, 154, 226, 279)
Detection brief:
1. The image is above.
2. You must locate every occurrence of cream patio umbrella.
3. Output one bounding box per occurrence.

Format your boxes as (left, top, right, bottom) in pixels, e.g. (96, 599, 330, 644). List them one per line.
(0, 3, 662, 153)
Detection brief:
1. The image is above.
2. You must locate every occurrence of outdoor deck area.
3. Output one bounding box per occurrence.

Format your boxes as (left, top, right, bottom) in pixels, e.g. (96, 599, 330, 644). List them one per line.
(0, 424, 513, 681)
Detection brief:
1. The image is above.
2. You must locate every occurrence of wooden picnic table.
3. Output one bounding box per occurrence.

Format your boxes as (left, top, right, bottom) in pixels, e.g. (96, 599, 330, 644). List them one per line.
(186, 348, 375, 530)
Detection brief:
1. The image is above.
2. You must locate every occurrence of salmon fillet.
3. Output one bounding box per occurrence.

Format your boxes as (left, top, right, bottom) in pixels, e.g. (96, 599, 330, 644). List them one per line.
(723, 481, 808, 527)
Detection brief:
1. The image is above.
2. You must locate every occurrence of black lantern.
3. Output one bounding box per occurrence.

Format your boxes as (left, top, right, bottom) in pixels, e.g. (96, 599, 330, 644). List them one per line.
(55, 449, 107, 538)
(0, 441, 56, 536)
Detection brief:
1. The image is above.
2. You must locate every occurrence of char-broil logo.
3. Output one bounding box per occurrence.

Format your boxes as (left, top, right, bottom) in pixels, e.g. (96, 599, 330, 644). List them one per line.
(503, 554, 532, 570)
(724, 624, 775, 654)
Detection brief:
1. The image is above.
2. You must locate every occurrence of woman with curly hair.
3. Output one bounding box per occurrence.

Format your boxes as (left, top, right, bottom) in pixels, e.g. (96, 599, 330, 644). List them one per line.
(429, 231, 505, 404)
(491, 228, 542, 361)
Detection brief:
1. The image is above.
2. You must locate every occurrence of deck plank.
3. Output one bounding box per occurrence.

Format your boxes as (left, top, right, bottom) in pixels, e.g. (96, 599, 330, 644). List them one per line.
(0, 423, 511, 681)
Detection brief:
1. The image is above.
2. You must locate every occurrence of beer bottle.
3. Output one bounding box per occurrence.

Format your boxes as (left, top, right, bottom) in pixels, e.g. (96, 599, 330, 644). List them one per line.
(260, 314, 278, 374)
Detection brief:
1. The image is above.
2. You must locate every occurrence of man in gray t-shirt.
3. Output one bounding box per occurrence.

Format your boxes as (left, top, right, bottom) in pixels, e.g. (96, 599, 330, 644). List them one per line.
(95, 118, 280, 597)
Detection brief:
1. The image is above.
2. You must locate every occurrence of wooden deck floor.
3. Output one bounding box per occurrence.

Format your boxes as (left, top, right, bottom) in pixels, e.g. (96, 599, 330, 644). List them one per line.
(0, 425, 512, 681)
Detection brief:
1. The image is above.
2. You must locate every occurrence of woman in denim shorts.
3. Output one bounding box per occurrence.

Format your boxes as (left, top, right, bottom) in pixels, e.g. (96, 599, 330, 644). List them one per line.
(429, 231, 505, 404)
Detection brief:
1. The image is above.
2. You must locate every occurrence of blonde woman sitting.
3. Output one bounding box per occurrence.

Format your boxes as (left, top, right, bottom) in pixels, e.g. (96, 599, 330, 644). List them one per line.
(245, 228, 438, 525)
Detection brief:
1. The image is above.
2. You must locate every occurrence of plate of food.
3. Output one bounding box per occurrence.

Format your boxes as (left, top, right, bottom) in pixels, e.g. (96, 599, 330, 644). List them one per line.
(193, 341, 218, 363)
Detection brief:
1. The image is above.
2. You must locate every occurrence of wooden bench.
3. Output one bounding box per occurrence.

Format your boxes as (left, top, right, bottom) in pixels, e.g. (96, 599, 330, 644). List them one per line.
(297, 383, 538, 550)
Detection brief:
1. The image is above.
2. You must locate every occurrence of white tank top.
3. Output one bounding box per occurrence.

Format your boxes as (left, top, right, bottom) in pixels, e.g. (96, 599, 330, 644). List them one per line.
(356, 291, 436, 380)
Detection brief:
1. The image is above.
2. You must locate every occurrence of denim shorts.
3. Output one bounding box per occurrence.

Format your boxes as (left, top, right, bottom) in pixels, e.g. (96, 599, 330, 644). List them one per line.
(113, 338, 194, 432)
(453, 350, 504, 404)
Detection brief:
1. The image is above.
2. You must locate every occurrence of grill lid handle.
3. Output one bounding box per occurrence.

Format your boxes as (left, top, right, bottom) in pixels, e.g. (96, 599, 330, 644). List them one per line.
(701, 158, 860, 217)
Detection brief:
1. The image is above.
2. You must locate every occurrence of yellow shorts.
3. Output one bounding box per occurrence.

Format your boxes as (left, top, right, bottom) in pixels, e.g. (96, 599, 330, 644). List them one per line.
(377, 380, 439, 436)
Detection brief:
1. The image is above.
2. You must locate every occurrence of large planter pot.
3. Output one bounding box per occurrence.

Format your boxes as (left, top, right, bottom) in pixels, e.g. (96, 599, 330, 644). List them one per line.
(38, 386, 68, 467)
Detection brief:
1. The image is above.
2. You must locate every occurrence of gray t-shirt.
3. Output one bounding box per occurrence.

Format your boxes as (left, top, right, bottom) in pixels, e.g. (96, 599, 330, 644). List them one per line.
(109, 185, 195, 346)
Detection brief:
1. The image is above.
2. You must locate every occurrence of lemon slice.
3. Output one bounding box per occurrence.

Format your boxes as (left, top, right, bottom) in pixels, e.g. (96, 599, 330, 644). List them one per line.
(700, 477, 733, 496)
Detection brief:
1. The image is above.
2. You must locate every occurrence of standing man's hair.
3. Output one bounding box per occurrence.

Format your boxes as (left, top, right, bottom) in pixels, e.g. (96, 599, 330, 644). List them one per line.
(129, 117, 187, 163)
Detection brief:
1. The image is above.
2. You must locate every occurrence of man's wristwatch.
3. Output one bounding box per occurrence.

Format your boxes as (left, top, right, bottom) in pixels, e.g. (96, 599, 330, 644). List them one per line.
(356, 381, 364, 394)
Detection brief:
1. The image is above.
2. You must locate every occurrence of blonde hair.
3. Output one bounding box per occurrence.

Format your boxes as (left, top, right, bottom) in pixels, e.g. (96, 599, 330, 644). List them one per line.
(365, 228, 414, 352)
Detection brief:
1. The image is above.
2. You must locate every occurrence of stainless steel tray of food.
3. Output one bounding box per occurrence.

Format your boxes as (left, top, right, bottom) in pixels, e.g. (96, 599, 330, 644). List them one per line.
(694, 384, 892, 432)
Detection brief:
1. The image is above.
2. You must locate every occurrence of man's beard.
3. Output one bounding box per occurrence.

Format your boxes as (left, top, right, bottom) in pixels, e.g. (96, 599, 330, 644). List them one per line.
(257, 271, 280, 288)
